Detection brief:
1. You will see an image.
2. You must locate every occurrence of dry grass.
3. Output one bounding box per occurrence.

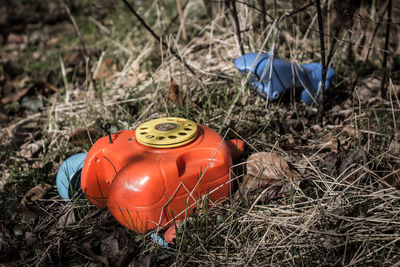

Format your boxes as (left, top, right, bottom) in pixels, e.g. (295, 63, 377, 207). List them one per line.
(1, 0, 400, 266)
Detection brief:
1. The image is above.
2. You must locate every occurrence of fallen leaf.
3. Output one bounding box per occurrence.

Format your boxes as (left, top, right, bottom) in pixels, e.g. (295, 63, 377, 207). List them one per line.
(24, 231, 36, 246)
(242, 152, 301, 201)
(356, 78, 381, 103)
(100, 231, 135, 267)
(322, 132, 339, 153)
(3, 61, 24, 79)
(18, 140, 44, 159)
(2, 77, 57, 105)
(83, 240, 110, 267)
(7, 33, 26, 44)
(128, 255, 152, 267)
(57, 209, 76, 228)
(101, 235, 120, 260)
(13, 224, 23, 236)
(33, 78, 58, 94)
(322, 150, 368, 183)
(342, 125, 361, 139)
(388, 138, 400, 155)
(21, 184, 52, 206)
(167, 79, 183, 107)
(69, 128, 102, 147)
(46, 36, 61, 46)
(63, 52, 82, 67)
(322, 230, 344, 250)
(1, 87, 30, 104)
(94, 57, 115, 80)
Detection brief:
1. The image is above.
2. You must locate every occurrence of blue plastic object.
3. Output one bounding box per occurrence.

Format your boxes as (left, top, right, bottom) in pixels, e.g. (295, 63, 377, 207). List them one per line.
(234, 52, 336, 105)
(56, 153, 87, 200)
(150, 233, 170, 249)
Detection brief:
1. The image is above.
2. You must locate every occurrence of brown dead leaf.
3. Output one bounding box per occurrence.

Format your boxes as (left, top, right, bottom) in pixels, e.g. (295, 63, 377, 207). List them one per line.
(69, 128, 102, 147)
(356, 78, 381, 103)
(322, 230, 344, 250)
(101, 235, 120, 261)
(100, 231, 135, 267)
(322, 132, 339, 153)
(33, 78, 58, 94)
(7, 33, 26, 44)
(1, 87, 30, 104)
(83, 240, 110, 267)
(322, 150, 368, 183)
(17, 140, 44, 159)
(242, 152, 301, 201)
(24, 232, 36, 246)
(94, 57, 115, 80)
(46, 36, 61, 46)
(167, 79, 199, 109)
(2, 77, 57, 104)
(57, 209, 76, 228)
(63, 52, 81, 67)
(128, 255, 152, 267)
(342, 126, 361, 139)
(167, 79, 183, 107)
(388, 137, 400, 155)
(21, 184, 52, 206)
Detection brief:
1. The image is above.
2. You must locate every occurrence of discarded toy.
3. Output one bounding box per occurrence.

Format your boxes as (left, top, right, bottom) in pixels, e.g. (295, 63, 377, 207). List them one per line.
(234, 52, 336, 104)
(56, 117, 244, 233)
(56, 153, 86, 200)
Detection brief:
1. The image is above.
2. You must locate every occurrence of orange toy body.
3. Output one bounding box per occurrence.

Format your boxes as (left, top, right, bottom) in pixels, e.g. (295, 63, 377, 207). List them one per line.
(80, 119, 242, 233)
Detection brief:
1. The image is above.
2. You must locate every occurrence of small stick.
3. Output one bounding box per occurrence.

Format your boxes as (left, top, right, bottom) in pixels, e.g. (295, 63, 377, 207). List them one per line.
(365, 2, 389, 63)
(226, 0, 245, 55)
(122, 0, 195, 75)
(315, 0, 327, 124)
(63, 1, 98, 94)
(259, 0, 267, 44)
(163, 0, 189, 35)
(175, 0, 187, 40)
(380, 0, 392, 98)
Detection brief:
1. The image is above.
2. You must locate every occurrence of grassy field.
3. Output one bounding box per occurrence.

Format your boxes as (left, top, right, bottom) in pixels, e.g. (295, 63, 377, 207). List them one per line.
(1, 0, 400, 266)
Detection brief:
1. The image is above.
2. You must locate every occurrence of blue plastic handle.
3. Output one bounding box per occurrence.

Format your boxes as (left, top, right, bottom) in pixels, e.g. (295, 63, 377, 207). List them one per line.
(234, 52, 336, 105)
(150, 233, 170, 249)
(56, 153, 87, 200)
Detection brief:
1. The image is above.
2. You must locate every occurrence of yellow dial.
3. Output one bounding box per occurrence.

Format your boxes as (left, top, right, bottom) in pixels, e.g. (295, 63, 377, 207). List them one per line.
(136, 117, 198, 148)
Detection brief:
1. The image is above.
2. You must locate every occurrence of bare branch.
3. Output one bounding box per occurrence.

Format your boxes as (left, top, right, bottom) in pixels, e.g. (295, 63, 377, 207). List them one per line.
(315, 0, 327, 125)
(122, 0, 195, 75)
(63, 0, 98, 94)
(380, 0, 392, 98)
(226, 0, 245, 55)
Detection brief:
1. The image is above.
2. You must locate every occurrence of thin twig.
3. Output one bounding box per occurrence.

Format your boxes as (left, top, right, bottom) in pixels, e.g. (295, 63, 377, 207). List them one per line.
(226, 0, 245, 55)
(315, 0, 327, 124)
(176, 0, 187, 40)
(380, 0, 392, 98)
(259, 0, 267, 44)
(122, 0, 195, 75)
(326, 1, 355, 66)
(163, 0, 189, 35)
(365, 2, 389, 62)
(63, 0, 98, 94)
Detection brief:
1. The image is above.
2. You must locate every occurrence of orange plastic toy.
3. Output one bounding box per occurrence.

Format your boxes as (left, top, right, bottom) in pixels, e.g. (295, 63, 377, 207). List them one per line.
(79, 117, 243, 233)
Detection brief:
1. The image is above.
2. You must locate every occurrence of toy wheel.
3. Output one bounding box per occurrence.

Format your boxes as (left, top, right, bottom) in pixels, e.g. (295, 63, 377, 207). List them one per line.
(56, 153, 87, 200)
